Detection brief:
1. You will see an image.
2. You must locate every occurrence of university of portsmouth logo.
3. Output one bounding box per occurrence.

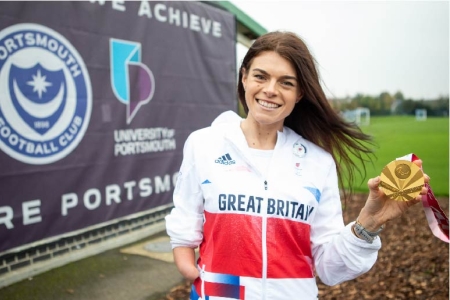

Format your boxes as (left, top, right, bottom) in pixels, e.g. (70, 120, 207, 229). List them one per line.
(110, 38, 155, 124)
(0, 23, 92, 164)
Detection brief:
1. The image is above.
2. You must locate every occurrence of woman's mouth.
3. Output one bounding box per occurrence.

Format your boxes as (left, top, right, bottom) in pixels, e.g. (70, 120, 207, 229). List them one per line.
(257, 99, 280, 109)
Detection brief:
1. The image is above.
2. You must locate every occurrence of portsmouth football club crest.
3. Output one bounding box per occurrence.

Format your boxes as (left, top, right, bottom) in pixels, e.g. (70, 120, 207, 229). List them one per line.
(0, 23, 92, 164)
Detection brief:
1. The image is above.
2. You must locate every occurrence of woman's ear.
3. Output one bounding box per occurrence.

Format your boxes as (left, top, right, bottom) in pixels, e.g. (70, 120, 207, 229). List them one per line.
(296, 91, 303, 103)
(241, 67, 247, 88)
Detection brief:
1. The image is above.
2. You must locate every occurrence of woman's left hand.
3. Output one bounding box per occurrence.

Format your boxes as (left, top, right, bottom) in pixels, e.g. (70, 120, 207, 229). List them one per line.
(357, 159, 429, 231)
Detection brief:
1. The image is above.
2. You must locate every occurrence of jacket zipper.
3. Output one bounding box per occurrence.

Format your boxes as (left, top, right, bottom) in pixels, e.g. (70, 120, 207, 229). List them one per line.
(225, 137, 271, 299)
(262, 178, 268, 300)
(200, 264, 206, 297)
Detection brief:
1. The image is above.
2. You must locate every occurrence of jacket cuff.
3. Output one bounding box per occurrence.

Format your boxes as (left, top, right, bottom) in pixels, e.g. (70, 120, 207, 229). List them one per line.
(170, 243, 199, 250)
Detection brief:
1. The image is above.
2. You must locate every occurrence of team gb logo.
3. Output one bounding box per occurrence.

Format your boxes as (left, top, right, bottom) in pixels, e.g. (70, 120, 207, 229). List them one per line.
(0, 23, 92, 164)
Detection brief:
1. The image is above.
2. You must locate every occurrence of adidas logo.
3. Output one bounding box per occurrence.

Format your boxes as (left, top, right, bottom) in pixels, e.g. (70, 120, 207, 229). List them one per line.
(215, 153, 236, 165)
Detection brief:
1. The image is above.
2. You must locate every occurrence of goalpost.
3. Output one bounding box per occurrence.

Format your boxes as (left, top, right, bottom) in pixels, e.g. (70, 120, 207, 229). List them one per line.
(341, 107, 370, 126)
(415, 109, 427, 121)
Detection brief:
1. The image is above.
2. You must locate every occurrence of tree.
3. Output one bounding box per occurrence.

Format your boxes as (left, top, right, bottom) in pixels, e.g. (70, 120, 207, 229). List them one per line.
(393, 91, 404, 101)
(379, 92, 394, 114)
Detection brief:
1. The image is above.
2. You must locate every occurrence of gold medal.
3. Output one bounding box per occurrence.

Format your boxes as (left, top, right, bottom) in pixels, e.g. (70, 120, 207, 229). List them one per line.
(379, 160, 424, 201)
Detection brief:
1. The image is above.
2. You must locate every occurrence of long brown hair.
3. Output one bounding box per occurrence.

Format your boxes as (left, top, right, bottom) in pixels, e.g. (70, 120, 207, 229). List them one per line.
(238, 31, 374, 200)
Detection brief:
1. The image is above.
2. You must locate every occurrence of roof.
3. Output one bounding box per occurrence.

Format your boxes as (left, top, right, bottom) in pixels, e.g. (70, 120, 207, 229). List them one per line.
(203, 1, 267, 47)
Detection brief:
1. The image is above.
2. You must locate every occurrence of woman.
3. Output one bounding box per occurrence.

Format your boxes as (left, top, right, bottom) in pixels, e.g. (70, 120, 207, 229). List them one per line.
(165, 31, 428, 299)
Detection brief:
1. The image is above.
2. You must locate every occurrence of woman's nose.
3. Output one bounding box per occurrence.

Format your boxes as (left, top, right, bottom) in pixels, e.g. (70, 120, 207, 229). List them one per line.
(263, 80, 277, 97)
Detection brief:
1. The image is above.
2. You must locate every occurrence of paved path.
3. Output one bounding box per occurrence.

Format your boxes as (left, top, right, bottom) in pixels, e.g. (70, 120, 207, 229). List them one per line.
(0, 232, 184, 300)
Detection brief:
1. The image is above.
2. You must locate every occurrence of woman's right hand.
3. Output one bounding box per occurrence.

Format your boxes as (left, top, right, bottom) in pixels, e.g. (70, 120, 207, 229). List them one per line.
(179, 264, 200, 281)
(173, 247, 199, 281)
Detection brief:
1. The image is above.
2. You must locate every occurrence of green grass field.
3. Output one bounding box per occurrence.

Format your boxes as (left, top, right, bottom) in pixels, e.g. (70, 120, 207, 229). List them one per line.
(346, 116, 449, 196)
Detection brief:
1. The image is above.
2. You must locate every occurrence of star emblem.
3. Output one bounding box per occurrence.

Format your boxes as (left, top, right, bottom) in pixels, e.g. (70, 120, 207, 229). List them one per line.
(27, 69, 52, 99)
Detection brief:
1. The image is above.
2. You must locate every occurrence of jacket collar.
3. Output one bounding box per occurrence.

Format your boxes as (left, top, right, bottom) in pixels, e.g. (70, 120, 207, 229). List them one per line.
(211, 110, 298, 164)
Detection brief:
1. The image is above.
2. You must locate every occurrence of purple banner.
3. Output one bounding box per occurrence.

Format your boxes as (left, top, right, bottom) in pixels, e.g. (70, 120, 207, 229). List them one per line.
(0, 1, 236, 253)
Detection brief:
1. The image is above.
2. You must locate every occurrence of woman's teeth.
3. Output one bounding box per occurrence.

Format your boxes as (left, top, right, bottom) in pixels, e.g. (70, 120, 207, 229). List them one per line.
(258, 99, 280, 108)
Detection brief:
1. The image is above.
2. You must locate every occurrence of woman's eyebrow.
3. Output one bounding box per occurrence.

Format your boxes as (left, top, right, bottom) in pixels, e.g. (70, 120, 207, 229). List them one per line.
(252, 68, 268, 75)
(252, 68, 297, 81)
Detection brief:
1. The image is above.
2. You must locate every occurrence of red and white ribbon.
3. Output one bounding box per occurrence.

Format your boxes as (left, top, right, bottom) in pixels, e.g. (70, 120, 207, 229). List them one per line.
(397, 153, 449, 243)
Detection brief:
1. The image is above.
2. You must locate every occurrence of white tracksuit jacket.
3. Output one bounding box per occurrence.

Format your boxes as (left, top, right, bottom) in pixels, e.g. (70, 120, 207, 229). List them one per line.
(166, 111, 381, 300)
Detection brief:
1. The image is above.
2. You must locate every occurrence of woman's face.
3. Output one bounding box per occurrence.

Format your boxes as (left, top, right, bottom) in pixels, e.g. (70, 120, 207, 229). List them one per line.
(242, 51, 301, 130)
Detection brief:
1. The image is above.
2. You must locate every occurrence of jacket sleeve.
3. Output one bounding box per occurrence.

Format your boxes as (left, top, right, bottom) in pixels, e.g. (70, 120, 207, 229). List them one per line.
(311, 160, 381, 286)
(165, 134, 204, 249)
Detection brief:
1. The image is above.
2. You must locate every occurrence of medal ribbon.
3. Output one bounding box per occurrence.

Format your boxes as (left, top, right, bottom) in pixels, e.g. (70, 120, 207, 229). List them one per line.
(397, 153, 449, 243)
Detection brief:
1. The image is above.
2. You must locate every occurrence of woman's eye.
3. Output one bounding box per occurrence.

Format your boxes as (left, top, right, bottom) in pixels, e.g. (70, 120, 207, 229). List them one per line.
(254, 74, 265, 80)
(282, 81, 294, 86)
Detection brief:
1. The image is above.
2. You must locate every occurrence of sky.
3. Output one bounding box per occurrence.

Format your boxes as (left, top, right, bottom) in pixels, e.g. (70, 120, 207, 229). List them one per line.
(232, 1, 449, 100)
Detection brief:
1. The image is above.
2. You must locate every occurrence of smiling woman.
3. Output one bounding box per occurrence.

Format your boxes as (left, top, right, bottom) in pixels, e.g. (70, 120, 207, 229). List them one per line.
(165, 31, 430, 300)
(238, 31, 374, 195)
